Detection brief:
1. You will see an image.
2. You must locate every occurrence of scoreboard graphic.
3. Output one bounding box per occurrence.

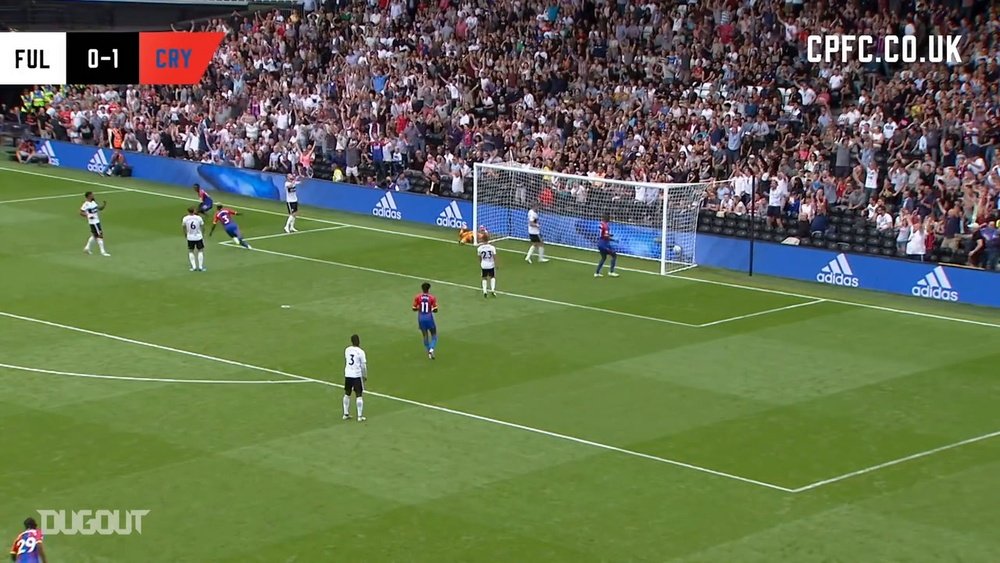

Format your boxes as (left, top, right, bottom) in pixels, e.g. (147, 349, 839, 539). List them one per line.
(0, 32, 224, 85)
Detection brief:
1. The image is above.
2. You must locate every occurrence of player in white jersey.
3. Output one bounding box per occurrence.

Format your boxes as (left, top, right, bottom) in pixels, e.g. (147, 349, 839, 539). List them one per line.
(478, 233, 498, 297)
(343, 334, 368, 421)
(182, 207, 206, 272)
(524, 204, 548, 263)
(283, 174, 301, 233)
(80, 191, 110, 256)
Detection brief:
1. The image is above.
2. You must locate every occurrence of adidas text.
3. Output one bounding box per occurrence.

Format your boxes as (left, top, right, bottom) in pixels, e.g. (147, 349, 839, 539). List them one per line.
(911, 285, 958, 301)
(816, 254, 860, 287)
(912, 266, 959, 301)
(816, 272, 860, 287)
(436, 202, 468, 229)
(87, 151, 109, 173)
(372, 193, 402, 220)
(372, 206, 402, 220)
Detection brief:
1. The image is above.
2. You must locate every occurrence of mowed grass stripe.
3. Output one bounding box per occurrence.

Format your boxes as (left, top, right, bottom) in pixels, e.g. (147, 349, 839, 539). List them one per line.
(0, 310, 795, 492)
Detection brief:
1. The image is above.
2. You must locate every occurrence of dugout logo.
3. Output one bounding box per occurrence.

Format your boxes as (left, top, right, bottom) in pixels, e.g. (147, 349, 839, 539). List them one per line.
(37, 509, 150, 536)
(372, 192, 402, 220)
(436, 200, 468, 229)
(912, 266, 959, 301)
(816, 254, 860, 287)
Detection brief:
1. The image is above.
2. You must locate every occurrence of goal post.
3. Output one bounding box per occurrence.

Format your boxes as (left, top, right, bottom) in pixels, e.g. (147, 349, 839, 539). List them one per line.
(472, 162, 712, 275)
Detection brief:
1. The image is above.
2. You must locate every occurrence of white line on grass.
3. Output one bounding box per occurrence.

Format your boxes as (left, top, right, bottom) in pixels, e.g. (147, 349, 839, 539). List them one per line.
(0, 310, 793, 493)
(220, 225, 350, 243)
(224, 244, 701, 328)
(0, 189, 118, 205)
(0, 362, 309, 385)
(790, 429, 1000, 493)
(2, 165, 997, 330)
(696, 299, 828, 328)
(670, 274, 1000, 330)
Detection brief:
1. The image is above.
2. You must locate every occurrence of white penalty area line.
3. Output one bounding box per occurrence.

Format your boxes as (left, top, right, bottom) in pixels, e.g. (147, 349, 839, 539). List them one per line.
(0, 310, 792, 493)
(790, 429, 1000, 493)
(1, 165, 996, 330)
(695, 299, 828, 328)
(0, 189, 118, 205)
(218, 225, 350, 244)
(0, 362, 309, 385)
(222, 244, 701, 328)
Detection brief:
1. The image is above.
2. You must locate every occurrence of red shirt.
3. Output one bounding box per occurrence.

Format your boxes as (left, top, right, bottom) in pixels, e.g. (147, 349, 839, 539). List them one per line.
(412, 293, 438, 315)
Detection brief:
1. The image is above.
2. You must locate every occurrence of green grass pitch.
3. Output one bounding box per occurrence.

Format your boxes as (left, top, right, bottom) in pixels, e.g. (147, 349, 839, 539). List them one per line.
(1, 163, 998, 562)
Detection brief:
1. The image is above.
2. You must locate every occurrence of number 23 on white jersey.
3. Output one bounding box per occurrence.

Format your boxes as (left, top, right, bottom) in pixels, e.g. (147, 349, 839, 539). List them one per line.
(479, 244, 497, 269)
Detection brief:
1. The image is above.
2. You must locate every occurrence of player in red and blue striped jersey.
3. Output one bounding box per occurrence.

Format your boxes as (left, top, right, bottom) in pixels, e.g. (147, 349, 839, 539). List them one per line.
(209, 205, 252, 249)
(9, 518, 46, 563)
(412, 282, 438, 359)
(193, 183, 213, 215)
(595, 212, 620, 277)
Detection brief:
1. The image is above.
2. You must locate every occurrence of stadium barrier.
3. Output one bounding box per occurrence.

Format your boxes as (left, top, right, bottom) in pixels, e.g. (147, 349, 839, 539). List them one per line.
(696, 236, 1000, 308)
(36, 140, 999, 308)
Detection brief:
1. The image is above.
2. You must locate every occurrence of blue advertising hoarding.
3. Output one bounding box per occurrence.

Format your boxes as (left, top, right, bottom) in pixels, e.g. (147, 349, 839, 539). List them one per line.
(37, 140, 999, 308)
(696, 235, 1000, 308)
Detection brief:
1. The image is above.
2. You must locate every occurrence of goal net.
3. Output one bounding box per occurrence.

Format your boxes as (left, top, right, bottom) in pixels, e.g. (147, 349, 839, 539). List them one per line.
(472, 162, 709, 275)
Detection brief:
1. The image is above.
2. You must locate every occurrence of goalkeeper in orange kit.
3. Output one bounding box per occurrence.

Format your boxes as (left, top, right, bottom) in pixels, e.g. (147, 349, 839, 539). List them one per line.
(458, 226, 489, 245)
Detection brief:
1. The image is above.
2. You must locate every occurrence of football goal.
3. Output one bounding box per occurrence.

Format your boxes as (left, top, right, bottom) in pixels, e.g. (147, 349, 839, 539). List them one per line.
(472, 162, 711, 275)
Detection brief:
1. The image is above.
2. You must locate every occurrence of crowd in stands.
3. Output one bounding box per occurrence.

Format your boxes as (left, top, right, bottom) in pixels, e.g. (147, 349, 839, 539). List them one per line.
(12, 0, 1000, 270)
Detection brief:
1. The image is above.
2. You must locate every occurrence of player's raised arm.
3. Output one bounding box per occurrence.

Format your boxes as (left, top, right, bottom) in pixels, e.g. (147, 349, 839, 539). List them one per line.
(99, 200, 107, 211)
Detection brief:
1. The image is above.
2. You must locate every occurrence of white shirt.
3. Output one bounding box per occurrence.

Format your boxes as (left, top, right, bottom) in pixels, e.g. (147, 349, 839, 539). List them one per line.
(906, 226, 925, 255)
(183, 214, 205, 241)
(767, 185, 786, 207)
(478, 243, 497, 269)
(285, 180, 299, 203)
(527, 209, 541, 235)
(865, 167, 878, 189)
(81, 200, 101, 225)
(344, 345, 367, 378)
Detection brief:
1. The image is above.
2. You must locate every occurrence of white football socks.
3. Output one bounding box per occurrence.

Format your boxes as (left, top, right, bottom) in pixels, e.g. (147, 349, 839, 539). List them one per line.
(84, 236, 94, 252)
(97, 239, 107, 253)
(490, 277, 496, 292)
(188, 252, 197, 269)
(538, 246, 545, 259)
(342, 395, 350, 416)
(197, 252, 205, 270)
(481, 279, 488, 294)
(526, 246, 535, 259)
(356, 397, 364, 419)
